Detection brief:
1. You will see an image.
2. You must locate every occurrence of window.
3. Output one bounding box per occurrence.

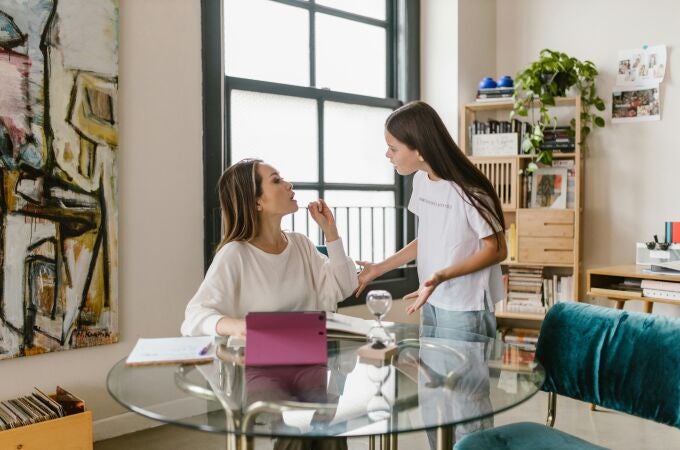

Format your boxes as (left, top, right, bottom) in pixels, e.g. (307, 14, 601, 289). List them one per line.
(202, 0, 420, 301)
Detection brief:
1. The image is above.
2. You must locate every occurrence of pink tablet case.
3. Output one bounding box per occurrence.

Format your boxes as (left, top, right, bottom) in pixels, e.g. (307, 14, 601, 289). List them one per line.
(245, 311, 327, 366)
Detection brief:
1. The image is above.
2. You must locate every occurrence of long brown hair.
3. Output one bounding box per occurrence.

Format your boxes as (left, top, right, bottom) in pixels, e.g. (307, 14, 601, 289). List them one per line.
(386, 101, 506, 237)
(216, 158, 263, 251)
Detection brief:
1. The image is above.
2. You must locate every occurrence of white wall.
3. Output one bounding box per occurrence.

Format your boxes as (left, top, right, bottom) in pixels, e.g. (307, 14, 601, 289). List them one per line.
(0, 0, 205, 439)
(496, 0, 680, 316)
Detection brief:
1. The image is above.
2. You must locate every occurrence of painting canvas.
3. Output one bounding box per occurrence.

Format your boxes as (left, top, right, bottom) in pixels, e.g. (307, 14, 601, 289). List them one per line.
(0, 0, 118, 359)
(530, 168, 567, 209)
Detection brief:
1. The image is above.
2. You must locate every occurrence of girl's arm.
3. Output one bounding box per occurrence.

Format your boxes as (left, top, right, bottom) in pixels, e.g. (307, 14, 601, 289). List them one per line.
(405, 232, 506, 314)
(355, 239, 418, 296)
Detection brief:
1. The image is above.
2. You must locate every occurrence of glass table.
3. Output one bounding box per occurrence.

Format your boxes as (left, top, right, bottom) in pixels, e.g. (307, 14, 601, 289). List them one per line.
(107, 324, 544, 450)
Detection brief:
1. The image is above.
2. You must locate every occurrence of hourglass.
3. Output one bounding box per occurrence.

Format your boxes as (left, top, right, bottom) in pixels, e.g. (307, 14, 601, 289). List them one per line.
(366, 290, 393, 349)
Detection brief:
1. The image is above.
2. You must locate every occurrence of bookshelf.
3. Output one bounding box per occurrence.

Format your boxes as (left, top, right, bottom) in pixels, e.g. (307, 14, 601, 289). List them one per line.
(460, 96, 584, 324)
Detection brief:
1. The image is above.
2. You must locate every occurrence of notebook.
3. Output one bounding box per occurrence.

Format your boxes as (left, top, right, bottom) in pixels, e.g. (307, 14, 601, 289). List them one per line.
(245, 311, 327, 366)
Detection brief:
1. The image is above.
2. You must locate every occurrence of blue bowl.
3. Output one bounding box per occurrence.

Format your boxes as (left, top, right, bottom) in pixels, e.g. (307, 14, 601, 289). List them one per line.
(497, 75, 514, 88)
(479, 77, 497, 89)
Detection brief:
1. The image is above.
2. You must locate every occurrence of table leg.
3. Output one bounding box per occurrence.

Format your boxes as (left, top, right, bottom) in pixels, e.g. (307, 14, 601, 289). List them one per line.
(381, 434, 390, 450)
(644, 301, 654, 313)
(369, 435, 376, 450)
(436, 426, 453, 450)
(615, 300, 625, 310)
(389, 432, 398, 450)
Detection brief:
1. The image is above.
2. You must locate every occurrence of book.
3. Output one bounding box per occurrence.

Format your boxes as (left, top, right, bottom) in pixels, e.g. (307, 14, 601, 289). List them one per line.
(649, 261, 680, 275)
(326, 312, 389, 336)
(642, 288, 680, 301)
(126, 336, 215, 366)
(640, 279, 680, 292)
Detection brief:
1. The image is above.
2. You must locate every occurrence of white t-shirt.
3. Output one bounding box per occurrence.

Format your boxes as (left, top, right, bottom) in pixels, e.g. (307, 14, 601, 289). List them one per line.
(180, 233, 358, 336)
(408, 171, 505, 311)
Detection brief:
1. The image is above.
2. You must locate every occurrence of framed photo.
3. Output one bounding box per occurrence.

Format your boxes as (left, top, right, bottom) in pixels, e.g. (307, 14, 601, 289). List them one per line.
(531, 168, 568, 209)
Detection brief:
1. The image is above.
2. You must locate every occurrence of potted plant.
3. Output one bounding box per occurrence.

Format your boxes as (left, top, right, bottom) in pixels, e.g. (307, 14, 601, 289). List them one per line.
(511, 49, 606, 166)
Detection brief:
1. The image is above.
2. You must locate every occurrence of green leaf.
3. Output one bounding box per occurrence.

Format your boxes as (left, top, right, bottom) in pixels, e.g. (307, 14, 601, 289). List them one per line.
(594, 99, 605, 111)
(594, 116, 605, 127)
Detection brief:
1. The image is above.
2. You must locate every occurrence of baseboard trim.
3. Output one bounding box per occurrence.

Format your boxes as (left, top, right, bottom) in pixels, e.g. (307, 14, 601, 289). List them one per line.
(94, 397, 221, 441)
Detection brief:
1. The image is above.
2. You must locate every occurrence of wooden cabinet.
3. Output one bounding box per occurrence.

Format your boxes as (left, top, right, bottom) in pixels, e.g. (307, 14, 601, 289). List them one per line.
(460, 97, 584, 323)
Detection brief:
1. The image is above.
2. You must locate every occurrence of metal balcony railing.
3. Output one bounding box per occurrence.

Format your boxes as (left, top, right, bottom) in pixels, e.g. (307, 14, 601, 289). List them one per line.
(283, 206, 415, 262)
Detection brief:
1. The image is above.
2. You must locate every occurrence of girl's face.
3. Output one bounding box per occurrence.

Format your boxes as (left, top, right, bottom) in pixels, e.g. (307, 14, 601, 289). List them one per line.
(385, 130, 425, 176)
(256, 163, 298, 216)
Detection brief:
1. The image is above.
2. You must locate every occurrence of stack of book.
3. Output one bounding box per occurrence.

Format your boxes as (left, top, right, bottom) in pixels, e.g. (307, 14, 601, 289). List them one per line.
(641, 279, 680, 302)
(0, 387, 83, 430)
(505, 266, 545, 314)
(541, 126, 575, 152)
(475, 86, 515, 102)
(543, 275, 575, 307)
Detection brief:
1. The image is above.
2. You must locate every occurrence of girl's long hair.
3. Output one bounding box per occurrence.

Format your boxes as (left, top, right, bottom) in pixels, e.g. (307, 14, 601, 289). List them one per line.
(386, 101, 506, 237)
(216, 158, 263, 252)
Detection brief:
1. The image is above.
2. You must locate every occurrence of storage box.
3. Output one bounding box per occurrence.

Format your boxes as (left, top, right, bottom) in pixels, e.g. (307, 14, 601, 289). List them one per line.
(635, 242, 680, 266)
(472, 133, 518, 156)
(0, 410, 92, 450)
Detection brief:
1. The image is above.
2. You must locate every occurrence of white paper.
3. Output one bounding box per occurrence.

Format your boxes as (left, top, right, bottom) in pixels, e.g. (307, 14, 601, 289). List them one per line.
(612, 84, 660, 123)
(126, 336, 215, 365)
(497, 370, 518, 394)
(617, 45, 666, 86)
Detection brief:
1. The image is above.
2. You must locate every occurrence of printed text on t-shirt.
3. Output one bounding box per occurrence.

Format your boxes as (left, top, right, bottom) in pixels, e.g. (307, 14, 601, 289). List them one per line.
(418, 197, 452, 209)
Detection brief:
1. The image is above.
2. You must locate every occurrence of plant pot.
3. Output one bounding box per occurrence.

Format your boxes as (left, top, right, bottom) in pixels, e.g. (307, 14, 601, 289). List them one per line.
(540, 72, 569, 96)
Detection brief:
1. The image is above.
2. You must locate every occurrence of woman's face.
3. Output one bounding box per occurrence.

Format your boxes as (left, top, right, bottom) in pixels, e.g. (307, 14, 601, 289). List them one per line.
(256, 163, 298, 216)
(384, 130, 424, 176)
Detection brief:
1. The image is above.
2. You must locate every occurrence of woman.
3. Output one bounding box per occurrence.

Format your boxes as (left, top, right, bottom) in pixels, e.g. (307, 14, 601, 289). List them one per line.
(181, 158, 358, 337)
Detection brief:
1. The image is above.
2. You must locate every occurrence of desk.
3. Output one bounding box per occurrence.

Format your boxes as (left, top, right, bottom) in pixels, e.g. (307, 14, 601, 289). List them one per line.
(587, 265, 680, 313)
(107, 324, 544, 450)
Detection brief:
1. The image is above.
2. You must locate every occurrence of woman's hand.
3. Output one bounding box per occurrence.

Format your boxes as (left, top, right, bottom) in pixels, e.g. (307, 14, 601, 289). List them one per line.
(216, 317, 246, 337)
(355, 260, 384, 297)
(308, 199, 339, 242)
(404, 272, 444, 314)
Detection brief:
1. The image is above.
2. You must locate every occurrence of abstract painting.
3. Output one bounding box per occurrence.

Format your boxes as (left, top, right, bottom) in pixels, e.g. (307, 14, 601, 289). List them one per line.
(0, 0, 118, 359)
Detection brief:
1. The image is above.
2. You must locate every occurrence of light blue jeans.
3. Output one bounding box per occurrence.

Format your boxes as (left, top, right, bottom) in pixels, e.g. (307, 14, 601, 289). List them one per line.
(420, 299, 496, 339)
(420, 298, 496, 449)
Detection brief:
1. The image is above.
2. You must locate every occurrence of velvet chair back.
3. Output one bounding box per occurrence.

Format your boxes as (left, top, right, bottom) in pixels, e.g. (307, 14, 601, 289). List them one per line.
(536, 302, 680, 428)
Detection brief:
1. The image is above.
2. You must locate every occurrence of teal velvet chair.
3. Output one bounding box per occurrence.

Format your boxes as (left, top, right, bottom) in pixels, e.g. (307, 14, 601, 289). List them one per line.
(455, 302, 680, 450)
(316, 245, 329, 257)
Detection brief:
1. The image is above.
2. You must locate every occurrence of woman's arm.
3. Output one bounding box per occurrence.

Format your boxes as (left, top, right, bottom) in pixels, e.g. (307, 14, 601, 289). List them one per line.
(180, 247, 245, 337)
(405, 233, 506, 314)
(355, 239, 418, 296)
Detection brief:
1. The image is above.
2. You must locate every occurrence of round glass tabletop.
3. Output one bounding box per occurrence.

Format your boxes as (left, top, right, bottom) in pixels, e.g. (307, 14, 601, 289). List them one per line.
(107, 324, 544, 439)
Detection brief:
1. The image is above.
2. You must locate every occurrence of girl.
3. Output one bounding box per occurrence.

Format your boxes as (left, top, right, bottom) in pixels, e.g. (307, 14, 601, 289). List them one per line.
(356, 101, 507, 338)
(181, 158, 358, 338)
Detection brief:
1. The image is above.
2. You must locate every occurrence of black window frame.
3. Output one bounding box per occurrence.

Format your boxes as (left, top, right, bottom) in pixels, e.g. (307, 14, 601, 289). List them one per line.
(201, 0, 420, 303)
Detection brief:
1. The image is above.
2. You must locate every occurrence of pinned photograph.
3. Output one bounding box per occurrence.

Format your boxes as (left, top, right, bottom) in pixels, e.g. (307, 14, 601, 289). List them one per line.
(530, 168, 568, 209)
(612, 85, 660, 123)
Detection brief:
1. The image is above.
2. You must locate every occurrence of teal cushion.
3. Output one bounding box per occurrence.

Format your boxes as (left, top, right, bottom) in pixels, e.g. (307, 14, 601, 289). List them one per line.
(454, 422, 607, 450)
(536, 302, 680, 428)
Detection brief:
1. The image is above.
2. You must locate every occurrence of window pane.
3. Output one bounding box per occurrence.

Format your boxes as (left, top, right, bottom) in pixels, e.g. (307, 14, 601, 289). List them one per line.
(230, 90, 318, 182)
(317, 0, 386, 20)
(324, 102, 394, 184)
(324, 191, 396, 261)
(225, 0, 309, 85)
(315, 14, 386, 97)
(282, 190, 321, 245)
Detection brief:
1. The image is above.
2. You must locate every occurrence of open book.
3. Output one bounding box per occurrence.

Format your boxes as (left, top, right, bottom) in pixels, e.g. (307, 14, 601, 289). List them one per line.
(326, 312, 393, 336)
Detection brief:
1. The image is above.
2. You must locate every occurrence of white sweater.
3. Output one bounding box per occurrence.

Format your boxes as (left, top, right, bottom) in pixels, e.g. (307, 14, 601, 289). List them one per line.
(181, 233, 358, 336)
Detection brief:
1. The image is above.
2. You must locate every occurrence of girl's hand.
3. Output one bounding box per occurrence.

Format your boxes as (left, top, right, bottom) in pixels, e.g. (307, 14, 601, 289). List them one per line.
(308, 199, 339, 242)
(404, 272, 444, 314)
(355, 260, 383, 297)
(216, 317, 246, 337)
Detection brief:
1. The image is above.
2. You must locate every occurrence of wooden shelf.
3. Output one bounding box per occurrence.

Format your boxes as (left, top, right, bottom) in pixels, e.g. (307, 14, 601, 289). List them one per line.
(465, 96, 578, 112)
(518, 153, 576, 159)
